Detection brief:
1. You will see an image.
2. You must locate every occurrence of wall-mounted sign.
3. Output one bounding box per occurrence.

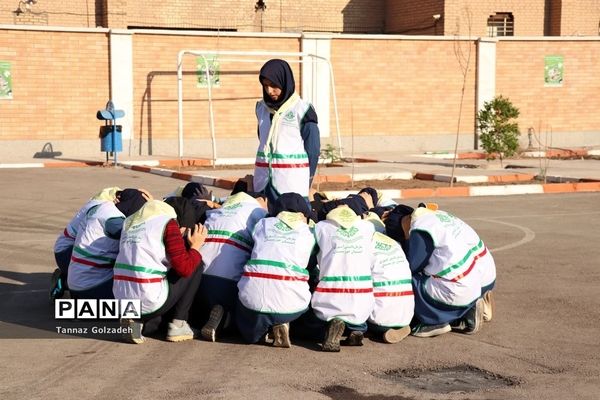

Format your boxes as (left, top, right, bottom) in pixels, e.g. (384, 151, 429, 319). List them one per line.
(544, 55, 563, 87)
(0, 61, 13, 99)
(197, 56, 221, 88)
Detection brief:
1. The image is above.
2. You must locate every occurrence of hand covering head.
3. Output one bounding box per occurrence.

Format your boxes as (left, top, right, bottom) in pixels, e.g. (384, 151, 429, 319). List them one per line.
(181, 182, 212, 201)
(384, 204, 414, 243)
(115, 189, 147, 217)
(164, 197, 201, 229)
(271, 192, 312, 221)
(358, 187, 379, 209)
(259, 59, 295, 110)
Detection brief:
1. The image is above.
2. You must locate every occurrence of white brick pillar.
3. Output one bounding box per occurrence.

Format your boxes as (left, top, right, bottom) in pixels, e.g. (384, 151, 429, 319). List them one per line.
(108, 29, 133, 145)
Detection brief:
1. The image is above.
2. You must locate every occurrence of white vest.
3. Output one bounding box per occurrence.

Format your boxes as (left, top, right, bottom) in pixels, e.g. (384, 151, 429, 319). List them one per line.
(368, 232, 414, 328)
(253, 94, 311, 197)
(237, 213, 316, 314)
(54, 187, 121, 253)
(54, 199, 105, 253)
(311, 208, 376, 325)
(67, 202, 123, 292)
(201, 193, 268, 281)
(113, 201, 177, 315)
(410, 208, 494, 306)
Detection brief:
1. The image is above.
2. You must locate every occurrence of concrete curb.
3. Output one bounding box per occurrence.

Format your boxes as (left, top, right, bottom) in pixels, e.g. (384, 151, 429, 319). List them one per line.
(3, 156, 600, 199)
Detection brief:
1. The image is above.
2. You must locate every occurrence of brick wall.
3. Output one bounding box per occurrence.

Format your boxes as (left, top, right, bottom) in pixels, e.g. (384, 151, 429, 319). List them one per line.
(329, 37, 477, 139)
(132, 33, 300, 144)
(0, 28, 110, 141)
(559, 0, 600, 36)
(385, 0, 444, 35)
(496, 39, 600, 142)
(443, 1, 547, 36)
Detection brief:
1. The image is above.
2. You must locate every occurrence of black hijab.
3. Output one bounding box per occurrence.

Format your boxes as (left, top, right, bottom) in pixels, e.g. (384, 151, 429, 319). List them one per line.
(259, 59, 295, 110)
(115, 189, 147, 217)
(384, 204, 414, 243)
(181, 182, 212, 201)
(271, 192, 312, 221)
(164, 197, 200, 229)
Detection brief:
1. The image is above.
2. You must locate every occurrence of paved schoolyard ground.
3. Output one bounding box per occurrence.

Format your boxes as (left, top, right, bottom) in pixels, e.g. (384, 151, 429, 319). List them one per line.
(0, 168, 599, 400)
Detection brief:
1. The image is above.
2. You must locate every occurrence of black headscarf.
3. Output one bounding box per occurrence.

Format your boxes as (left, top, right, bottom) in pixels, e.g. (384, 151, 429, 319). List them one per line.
(384, 204, 414, 243)
(181, 182, 212, 201)
(115, 189, 147, 217)
(271, 192, 312, 221)
(259, 59, 295, 110)
(318, 195, 368, 220)
(164, 197, 200, 230)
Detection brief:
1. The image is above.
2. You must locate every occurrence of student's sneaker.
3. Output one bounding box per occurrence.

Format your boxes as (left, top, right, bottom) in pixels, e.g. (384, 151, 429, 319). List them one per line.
(201, 304, 225, 342)
(166, 320, 196, 342)
(121, 318, 145, 344)
(482, 290, 494, 322)
(383, 326, 411, 344)
(341, 330, 364, 346)
(272, 323, 291, 348)
(451, 298, 484, 335)
(322, 318, 345, 352)
(49, 268, 65, 301)
(411, 323, 451, 338)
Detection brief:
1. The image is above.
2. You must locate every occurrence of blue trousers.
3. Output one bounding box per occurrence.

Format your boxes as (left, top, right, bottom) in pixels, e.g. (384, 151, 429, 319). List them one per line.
(235, 299, 306, 344)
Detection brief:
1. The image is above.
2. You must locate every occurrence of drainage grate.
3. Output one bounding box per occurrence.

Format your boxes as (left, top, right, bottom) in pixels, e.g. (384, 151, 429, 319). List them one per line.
(378, 364, 520, 394)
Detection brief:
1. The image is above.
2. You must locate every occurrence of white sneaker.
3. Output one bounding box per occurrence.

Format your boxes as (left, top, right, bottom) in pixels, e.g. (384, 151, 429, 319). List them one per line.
(166, 320, 196, 342)
(272, 323, 291, 348)
(482, 290, 494, 322)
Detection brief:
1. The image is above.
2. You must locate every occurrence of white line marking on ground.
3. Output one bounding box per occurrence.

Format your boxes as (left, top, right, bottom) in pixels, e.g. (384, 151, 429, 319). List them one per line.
(474, 218, 536, 253)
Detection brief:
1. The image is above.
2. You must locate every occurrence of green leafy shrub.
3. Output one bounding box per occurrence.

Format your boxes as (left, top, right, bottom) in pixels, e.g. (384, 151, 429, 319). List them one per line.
(477, 96, 520, 166)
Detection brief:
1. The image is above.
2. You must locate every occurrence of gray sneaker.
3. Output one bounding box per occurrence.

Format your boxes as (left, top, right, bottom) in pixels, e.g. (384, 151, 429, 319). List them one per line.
(166, 320, 196, 342)
(411, 323, 451, 338)
(383, 326, 411, 344)
(341, 330, 364, 346)
(451, 298, 484, 335)
(121, 318, 145, 344)
(201, 304, 225, 342)
(272, 323, 291, 348)
(322, 318, 345, 352)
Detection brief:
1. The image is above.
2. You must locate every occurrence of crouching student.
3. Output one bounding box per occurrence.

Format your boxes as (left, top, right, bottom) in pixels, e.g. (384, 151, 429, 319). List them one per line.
(51, 186, 121, 300)
(385, 204, 496, 338)
(197, 191, 268, 342)
(235, 193, 316, 348)
(368, 226, 415, 344)
(310, 196, 376, 352)
(113, 197, 207, 344)
(67, 189, 148, 300)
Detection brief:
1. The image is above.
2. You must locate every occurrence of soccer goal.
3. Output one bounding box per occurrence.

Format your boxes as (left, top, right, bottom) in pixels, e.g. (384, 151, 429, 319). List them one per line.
(176, 50, 342, 162)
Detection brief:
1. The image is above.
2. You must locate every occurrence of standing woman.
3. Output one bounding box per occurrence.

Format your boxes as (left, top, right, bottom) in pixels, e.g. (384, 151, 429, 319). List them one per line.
(253, 59, 320, 206)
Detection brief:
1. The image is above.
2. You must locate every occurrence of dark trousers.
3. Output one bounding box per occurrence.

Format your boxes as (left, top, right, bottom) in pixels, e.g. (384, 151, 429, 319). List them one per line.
(70, 278, 114, 300)
(142, 266, 203, 335)
(54, 247, 72, 284)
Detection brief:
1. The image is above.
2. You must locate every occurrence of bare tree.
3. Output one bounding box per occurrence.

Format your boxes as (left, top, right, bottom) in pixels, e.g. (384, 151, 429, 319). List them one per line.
(449, 7, 473, 187)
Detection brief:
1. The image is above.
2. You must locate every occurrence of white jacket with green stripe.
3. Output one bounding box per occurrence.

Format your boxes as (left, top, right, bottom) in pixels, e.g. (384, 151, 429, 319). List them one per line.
(410, 208, 496, 307)
(253, 94, 311, 197)
(369, 232, 414, 328)
(311, 207, 376, 325)
(201, 192, 268, 281)
(237, 212, 316, 314)
(113, 201, 176, 315)
(67, 201, 124, 291)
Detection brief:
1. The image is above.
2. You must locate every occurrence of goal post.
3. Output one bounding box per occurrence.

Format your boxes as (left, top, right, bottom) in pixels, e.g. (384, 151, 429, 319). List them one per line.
(176, 50, 342, 162)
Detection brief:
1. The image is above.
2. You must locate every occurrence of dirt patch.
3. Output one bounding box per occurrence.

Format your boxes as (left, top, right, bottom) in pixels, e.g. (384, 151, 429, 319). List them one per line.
(312, 178, 546, 191)
(378, 365, 520, 394)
